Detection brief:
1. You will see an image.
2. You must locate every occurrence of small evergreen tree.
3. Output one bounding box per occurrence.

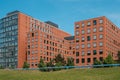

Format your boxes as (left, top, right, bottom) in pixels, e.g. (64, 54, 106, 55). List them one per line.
(93, 59, 102, 65)
(38, 58, 46, 71)
(54, 54, 66, 66)
(23, 61, 29, 69)
(103, 54, 114, 64)
(66, 58, 74, 66)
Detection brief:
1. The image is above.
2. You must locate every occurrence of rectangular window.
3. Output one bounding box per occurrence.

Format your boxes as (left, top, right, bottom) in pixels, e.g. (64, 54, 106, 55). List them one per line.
(76, 24, 79, 28)
(99, 27, 103, 32)
(87, 36, 91, 41)
(99, 19, 103, 24)
(99, 57, 103, 61)
(87, 29, 91, 33)
(82, 23, 84, 27)
(93, 42, 97, 47)
(32, 33, 34, 37)
(82, 58, 85, 63)
(93, 20, 97, 25)
(87, 58, 91, 63)
(93, 28, 97, 32)
(82, 37, 85, 42)
(82, 30, 85, 34)
(93, 35, 97, 40)
(93, 50, 97, 55)
(87, 22, 91, 26)
(82, 51, 85, 56)
(76, 31, 79, 35)
(99, 34, 103, 39)
(99, 42, 103, 46)
(87, 43, 90, 48)
(87, 50, 91, 55)
(99, 50, 103, 54)
(82, 44, 85, 48)
(76, 59, 79, 64)
(76, 52, 79, 56)
(76, 38, 79, 42)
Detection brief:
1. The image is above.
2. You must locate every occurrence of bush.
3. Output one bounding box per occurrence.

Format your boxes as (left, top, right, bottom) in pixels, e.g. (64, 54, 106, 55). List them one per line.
(23, 61, 29, 69)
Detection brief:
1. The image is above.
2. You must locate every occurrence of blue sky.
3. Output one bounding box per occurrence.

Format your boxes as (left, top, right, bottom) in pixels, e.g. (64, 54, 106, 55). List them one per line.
(0, 0, 120, 35)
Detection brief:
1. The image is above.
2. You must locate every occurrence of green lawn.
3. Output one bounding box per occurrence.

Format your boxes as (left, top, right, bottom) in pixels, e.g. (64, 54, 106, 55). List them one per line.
(0, 67, 120, 80)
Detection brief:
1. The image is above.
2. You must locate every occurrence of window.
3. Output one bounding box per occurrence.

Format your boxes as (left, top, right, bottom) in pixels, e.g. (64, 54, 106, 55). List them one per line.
(99, 19, 103, 24)
(87, 58, 91, 63)
(87, 22, 91, 26)
(99, 34, 103, 39)
(76, 59, 79, 64)
(99, 50, 103, 54)
(87, 36, 91, 41)
(28, 51, 30, 55)
(81, 30, 85, 34)
(93, 58, 97, 62)
(93, 20, 97, 25)
(81, 51, 85, 56)
(82, 58, 85, 63)
(28, 45, 30, 49)
(87, 43, 90, 48)
(87, 29, 91, 33)
(76, 38, 79, 42)
(93, 35, 97, 40)
(93, 42, 97, 47)
(99, 27, 103, 32)
(82, 44, 85, 48)
(76, 31, 79, 35)
(82, 23, 84, 27)
(99, 42, 103, 46)
(87, 50, 91, 55)
(76, 52, 79, 56)
(82, 37, 85, 42)
(99, 57, 103, 61)
(32, 33, 34, 37)
(76, 24, 79, 28)
(76, 45, 79, 49)
(93, 28, 97, 32)
(93, 50, 97, 55)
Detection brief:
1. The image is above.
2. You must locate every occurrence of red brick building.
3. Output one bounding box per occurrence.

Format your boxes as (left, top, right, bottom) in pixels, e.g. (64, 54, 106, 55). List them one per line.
(0, 11, 120, 68)
(74, 16, 120, 66)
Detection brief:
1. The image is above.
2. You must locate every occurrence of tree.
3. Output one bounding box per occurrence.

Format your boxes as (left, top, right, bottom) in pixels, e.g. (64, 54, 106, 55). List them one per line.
(54, 54, 66, 66)
(93, 59, 102, 65)
(38, 58, 46, 71)
(93, 59, 102, 68)
(103, 54, 114, 64)
(117, 51, 120, 63)
(66, 58, 74, 66)
(23, 61, 29, 69)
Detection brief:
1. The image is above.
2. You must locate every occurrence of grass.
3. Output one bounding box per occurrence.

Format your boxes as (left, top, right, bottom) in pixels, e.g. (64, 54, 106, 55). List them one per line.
(0, 67, 120, 80)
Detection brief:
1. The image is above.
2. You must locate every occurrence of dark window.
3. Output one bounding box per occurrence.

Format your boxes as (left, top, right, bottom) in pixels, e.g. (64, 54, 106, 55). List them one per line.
(93, 20, 97, 25)
(76, 52, 79, 56)
(93, 50, 97, 55)
(82, 58, 85, 63)
(69, 47, 72, 50)
(76, 40, 79, 42)
(87, 36, 91, 41)
(87, 51, 91, 55)
(99, 50, 103, 54)
(32, 33, 34, 37)
(99, 57, 103, 61)
(76, 59, 79, 64)
(87, 58, 91, 63)
(28, 51, 30, 55)
(93, 58, 96, 62)
(35, 64, 37, 66)
(28, 45, 30, 49)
